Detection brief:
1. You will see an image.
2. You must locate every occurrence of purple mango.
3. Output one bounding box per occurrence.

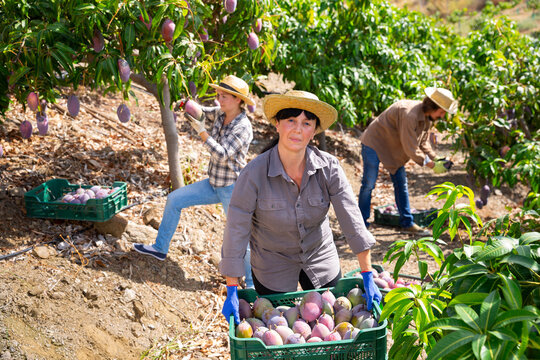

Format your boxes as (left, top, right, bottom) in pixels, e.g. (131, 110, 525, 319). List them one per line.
(161, 19, 175, 42)
(93, 28, 104, 52)
(20, 120, 33, 139)
(27, 92, 39, 111)
(67, 95, 80, 117)
(118, 58, 131, 82)
(224, 0, 237, 13)
(36, 112, 48, 135)
(247, 32, 259, 50)
(117, 104, 131, 123)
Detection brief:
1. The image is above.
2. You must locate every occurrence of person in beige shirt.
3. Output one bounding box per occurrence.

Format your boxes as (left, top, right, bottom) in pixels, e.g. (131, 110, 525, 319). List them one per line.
(358, 87, 458, 234)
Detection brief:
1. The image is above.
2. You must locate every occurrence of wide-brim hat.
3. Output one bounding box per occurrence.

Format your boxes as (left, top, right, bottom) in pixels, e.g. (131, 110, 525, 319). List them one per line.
(424, 87, 458, 114)
(209, 75, 255, 106)
(262, 90, 337, 134)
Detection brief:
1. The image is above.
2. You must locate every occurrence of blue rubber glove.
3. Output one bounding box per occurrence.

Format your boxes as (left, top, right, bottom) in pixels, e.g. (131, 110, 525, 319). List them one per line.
(222, 285, 240, 325)
(362, 271, 383, 311)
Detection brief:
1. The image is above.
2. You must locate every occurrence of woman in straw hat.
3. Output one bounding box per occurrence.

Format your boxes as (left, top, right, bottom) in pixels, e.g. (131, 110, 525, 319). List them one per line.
(134, 75, 255, 289)
(220, 90, 381, 325)
(358, 87, 458, 235)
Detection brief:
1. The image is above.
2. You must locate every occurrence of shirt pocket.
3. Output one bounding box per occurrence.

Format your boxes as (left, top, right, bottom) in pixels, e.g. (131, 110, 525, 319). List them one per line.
(256, 199, 296, 232)
(306, 196, 330, 226)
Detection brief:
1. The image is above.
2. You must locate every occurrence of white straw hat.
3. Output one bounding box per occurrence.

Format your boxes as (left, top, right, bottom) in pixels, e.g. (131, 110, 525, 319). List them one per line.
(424, 87, 458, 114)
(209, 75, 255, 106)
(262, 90, 337, 134)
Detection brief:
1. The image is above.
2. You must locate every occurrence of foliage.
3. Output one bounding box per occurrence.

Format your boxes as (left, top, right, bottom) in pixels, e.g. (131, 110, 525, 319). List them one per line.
(0, 0, 274, 113)
(381, 182, 540, 360)
(272, 0, 457, 128)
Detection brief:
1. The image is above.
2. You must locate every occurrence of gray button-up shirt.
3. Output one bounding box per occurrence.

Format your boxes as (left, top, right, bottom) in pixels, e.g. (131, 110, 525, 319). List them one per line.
(219, 145, 376, 292)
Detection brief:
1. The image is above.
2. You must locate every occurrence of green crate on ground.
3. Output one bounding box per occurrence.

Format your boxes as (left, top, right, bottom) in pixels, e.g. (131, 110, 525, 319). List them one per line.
(24, 178, 128, 222)
(344, 265, 422, 297)
(229, 277, 387, 360)
(373, 204, 437, 227)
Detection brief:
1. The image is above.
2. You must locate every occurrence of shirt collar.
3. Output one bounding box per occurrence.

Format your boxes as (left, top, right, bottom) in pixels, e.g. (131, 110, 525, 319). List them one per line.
(218, 110, 246, 128)
(268, 145, 329, 179)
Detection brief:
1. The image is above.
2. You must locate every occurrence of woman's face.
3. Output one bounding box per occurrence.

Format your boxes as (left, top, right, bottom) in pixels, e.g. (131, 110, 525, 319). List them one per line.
(276, 111, 317, 153)
(216, 89, 241, 113)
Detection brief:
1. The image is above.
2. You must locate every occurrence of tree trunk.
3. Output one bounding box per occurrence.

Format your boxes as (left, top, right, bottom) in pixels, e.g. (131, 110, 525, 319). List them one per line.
(158, 79, 185, 190)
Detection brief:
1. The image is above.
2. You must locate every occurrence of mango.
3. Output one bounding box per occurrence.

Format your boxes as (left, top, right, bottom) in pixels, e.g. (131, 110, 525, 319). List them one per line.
(347, 286, 363, 307)
(67, 95, 80, 117)
(235, 319, 253, 338)
(274, 325, 294, 343)
(117, 104, 131, 123)
(20, 120, 32, 139)
(310, 321, 330, 340)
(324, 330, 342, 342)
(292, 319, 311, 340)
(92, 28, 104, 52)
(252, 326, 268, 341)
(317, 313, 334, 333)
(334, 322, 354, 338)
(245, 317, 265, 332)
(27, 92, 39, 112)
(224, 0, 237, 13)
(252, 297, 273, 319)
(285, 333, 305, 344)
(262, 329, 283, 346)
(238, 298, 252, 320)
(334, 296, 352, 313)
(118, 58, 131, 82)
(161, 19, 175, 42)
(247, 32, 259, 50)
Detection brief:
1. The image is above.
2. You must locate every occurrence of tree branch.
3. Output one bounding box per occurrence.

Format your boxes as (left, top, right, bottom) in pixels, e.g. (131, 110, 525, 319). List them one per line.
(130, 73, 158, 98)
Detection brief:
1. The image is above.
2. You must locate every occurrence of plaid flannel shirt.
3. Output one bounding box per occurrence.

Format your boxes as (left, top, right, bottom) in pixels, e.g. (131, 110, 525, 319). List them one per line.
(202, 106, 253, 187)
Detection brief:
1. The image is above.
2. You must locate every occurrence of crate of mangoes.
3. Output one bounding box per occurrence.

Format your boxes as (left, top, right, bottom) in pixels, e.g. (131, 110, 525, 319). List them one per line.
(228, 277, 387, 360)
(374, 203, 437, 227)
(24, 178, 128, 222)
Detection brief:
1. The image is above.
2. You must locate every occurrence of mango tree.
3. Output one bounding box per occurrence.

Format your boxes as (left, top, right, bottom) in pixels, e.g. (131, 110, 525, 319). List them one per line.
(0, 0, 274, 189)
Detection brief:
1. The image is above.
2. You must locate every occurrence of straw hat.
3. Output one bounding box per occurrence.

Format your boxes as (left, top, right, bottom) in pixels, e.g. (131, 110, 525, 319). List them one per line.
(209, 75, 254, 106)
(424, 87, 458, 114)
(263, 90, 337, 134)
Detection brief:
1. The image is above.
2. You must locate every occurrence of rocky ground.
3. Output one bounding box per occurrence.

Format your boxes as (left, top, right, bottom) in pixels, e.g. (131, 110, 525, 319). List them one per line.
(0, 73, 528, 360)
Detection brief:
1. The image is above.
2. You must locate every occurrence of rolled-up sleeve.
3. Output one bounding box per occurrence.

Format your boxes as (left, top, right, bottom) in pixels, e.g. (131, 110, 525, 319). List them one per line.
(326, 157, 376, 254)
(219, 167, 257, 277)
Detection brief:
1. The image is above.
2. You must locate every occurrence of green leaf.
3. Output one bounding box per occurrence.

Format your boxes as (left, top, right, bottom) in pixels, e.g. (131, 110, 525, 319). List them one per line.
(449, 292, 488, 307)
(475, 239, 514, 261)
(471, 334, 487, 360)
(500, 254, 540, 272)
(489, 329, 519, 342)
(380, 298, 413, 321)
(450, 264, 489, 279)
(455, 304, 482, 333)
(426, 330, 478, 360)
(418, 260, 428, 280)
(424, 318, 471, 333)
(520, 232, 540, 245)
(123, 24, 135, 51)
(8, 66, 31, 85)
(498, 274, 522, 310)
(479, 291, 500, 332)
(493, 309, 538, 328)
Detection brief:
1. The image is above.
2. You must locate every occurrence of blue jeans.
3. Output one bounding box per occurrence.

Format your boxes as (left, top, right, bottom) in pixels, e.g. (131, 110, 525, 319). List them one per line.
(358, 145, 414, 228)
(153, 178, 253, 287)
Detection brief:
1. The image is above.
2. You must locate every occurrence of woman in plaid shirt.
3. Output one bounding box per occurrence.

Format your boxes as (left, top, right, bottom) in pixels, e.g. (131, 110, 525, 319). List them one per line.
(134, 75, 255, 289)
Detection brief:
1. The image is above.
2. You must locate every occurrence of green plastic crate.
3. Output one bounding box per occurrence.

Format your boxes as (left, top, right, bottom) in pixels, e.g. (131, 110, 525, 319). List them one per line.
(344, 265, 422, 297)
(373, 204, 437, 227)
(229, 277, 387, 360)
(24, 178, 128, 222)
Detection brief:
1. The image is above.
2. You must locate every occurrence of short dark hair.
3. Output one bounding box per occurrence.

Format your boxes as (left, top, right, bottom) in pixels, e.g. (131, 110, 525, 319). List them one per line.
(422, 96, 442, 114)
(275, 108, 321, 128)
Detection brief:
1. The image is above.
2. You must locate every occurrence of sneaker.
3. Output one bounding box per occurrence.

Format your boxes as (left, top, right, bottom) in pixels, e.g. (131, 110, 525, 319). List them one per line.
(133, 243, 166, 261)
(402, 223, 431, 236)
